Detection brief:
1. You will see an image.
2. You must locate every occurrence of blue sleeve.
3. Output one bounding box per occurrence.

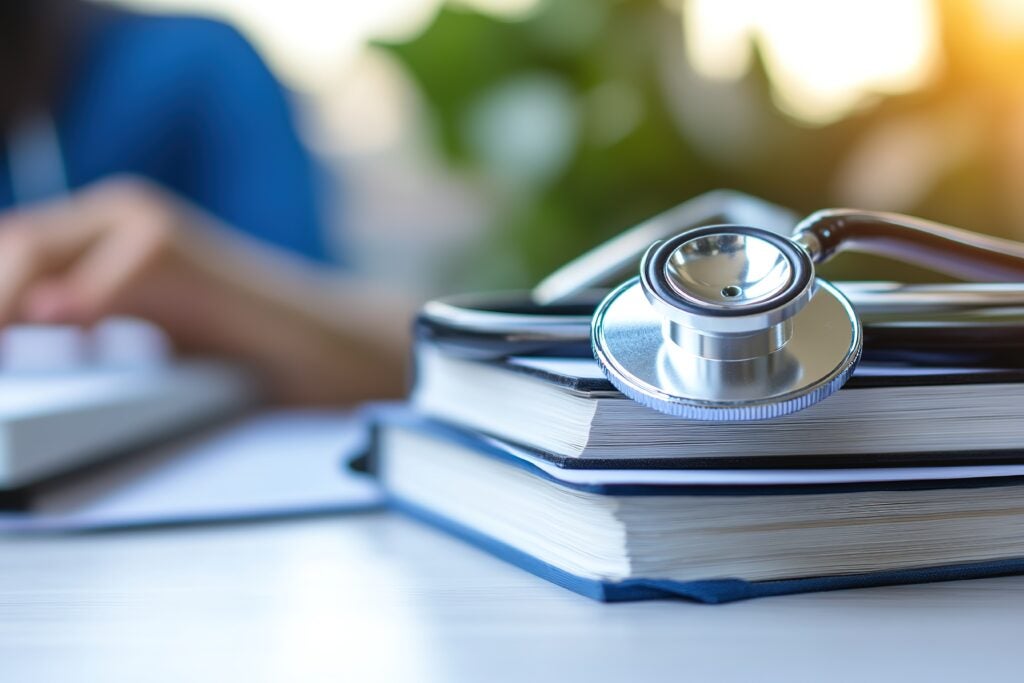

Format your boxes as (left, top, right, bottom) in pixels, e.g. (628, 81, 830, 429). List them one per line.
(182, 23, 333, 263)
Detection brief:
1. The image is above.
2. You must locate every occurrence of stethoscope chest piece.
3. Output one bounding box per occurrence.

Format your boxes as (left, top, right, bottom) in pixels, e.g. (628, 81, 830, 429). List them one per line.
(592, 226, 862, 420)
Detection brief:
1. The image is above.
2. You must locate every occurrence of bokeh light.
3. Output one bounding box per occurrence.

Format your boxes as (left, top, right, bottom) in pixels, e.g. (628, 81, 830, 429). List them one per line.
(681, 0, 940, 125)
(97, 0, 1024, 289)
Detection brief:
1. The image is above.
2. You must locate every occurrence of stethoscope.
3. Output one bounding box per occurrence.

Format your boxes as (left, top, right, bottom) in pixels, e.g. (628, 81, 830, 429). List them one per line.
(420, 191, 1024, 421)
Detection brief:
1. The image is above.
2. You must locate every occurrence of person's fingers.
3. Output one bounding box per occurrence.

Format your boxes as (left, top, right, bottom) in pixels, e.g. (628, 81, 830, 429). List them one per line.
(0, 178, 182, 325)
(18, 279, 67, 322)
(0, 209, 101, 324)
(20, 209, 175, 324)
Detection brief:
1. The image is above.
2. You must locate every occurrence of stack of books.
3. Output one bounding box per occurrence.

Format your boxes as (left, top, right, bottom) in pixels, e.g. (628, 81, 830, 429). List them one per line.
(364, 340, 1024, 603)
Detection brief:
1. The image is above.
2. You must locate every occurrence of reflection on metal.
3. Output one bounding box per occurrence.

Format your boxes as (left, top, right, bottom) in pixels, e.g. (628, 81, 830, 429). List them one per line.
(594, 277, 861, 421)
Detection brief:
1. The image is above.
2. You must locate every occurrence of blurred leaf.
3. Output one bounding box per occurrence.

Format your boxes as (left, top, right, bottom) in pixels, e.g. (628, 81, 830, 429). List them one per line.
(376, 8, 548, 162)
(381, 0, 1024, 288)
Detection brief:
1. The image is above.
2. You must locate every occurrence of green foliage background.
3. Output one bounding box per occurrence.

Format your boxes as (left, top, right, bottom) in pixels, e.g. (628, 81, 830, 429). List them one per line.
(377, 0, 1024, 289)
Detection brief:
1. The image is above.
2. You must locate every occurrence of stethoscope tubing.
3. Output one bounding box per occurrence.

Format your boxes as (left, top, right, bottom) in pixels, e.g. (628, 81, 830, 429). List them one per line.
(420, 282, 1024, 364)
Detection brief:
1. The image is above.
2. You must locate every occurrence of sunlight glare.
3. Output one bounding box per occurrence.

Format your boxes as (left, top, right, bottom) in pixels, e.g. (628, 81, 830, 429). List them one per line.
(977, 0, 1024, 37)
(682, 0, 757, 80)
(683, 0, 940, 125)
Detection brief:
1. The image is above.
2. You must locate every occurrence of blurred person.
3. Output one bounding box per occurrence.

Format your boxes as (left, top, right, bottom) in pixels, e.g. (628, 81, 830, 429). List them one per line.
(0, 0, 411, 404)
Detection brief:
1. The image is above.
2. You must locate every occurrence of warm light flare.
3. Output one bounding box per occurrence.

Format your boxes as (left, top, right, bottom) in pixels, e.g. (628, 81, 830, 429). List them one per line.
(977, 0, 1024, 37)
(683, 0, 940, 125)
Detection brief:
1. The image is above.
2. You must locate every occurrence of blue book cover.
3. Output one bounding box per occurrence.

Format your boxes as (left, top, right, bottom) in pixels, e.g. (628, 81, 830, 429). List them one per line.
(361, 406, 1024, 604)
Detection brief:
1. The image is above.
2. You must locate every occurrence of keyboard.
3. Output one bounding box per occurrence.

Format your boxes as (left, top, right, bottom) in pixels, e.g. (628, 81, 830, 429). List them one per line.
(0, 319, 255, 490)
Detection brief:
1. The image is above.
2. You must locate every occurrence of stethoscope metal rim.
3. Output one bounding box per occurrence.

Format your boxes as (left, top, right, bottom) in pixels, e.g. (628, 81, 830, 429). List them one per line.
(642, 226, 813, 318)
(591, 277, 863, 421)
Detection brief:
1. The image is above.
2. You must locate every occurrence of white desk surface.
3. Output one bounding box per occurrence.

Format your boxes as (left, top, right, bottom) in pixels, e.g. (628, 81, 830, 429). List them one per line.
(2, 512, 1023, 682)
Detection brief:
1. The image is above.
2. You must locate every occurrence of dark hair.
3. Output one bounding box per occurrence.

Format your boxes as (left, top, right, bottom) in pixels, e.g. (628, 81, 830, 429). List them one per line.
(0, 0, 85, 132)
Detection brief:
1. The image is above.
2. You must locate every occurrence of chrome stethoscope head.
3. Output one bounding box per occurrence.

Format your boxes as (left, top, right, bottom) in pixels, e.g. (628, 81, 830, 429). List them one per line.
(592, 225, 862, 421)
(424, 192, 1024, 422)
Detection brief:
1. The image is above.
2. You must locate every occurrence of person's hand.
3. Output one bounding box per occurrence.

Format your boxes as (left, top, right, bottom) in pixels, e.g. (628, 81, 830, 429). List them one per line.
(0, 176, 412, 403)
(0, 177, 195, 326)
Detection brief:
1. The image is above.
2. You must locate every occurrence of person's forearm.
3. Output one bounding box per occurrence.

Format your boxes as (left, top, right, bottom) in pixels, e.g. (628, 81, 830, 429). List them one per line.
(154, 218, 416, 404)
(207, 275, 413, 405)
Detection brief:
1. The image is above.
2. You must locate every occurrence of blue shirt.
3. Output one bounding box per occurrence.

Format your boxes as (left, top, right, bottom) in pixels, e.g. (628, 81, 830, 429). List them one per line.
(0, 11, 331, 263)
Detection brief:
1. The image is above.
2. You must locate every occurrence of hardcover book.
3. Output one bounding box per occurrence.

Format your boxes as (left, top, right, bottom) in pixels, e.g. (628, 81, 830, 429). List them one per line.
(366, 407, 1024, 604)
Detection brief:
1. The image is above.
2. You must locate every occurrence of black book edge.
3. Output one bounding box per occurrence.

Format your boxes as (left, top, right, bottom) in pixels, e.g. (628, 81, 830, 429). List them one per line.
(411, 343, 1024, 469)
(493, 356, 1024, 394)
(415, 340, 1024, 396)
(358, 405, 1024, 495)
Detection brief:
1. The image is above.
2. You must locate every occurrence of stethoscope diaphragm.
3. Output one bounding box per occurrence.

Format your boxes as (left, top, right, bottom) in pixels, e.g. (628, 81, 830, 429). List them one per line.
(593, 276, 862, 421)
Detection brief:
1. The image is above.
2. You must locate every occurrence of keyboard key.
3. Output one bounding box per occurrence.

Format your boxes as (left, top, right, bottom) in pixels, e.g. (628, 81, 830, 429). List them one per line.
(0, 325, 88, 373)
(92, 317, 172, 369)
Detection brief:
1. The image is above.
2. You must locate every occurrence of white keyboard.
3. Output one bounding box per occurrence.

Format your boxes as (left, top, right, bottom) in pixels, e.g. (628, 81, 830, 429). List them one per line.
(0, 319, 255, 490)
